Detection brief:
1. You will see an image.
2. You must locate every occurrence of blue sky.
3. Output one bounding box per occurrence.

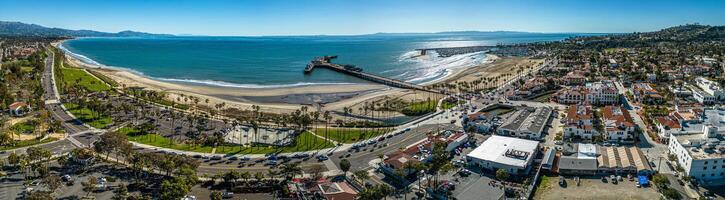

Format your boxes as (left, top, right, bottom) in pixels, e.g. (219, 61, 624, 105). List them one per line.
(1, 0, 724, 36)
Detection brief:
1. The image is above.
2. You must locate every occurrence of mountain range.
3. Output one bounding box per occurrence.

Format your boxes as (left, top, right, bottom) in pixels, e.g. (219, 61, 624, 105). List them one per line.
(0, 21, 173, 37)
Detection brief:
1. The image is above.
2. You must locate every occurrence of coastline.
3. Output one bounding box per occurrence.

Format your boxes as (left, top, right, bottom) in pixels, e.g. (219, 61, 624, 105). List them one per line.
(54, 39, 496, 113)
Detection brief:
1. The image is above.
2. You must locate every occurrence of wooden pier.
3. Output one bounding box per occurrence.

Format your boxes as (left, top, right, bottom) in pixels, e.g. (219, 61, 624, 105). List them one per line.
(304, 56, 441, 94)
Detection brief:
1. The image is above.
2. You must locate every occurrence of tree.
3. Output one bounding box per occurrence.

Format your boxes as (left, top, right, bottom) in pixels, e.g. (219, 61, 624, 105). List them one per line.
(7, 152, 20, 167)
(241, 171, 251, 183)
(496, 169, 509, 182)
(211, 191, 223, 200)
(175, 165, 199, 187)
(353, 170, 369, 181)
(661, 188, 682, 200)
(280, 163, 302, 180)
(43, 174, 62, 193)
(223, 170, 241, 187)
(652, 174, 670, 189)
(339, 159, 351, 176)
(254, 171, 265, 182)
(160, 178, 190, 200)
(113, 184, 129, 200)
(82, 176, 98, 196)
(358, 184, 394, 200)
(25, 191, 54, 200)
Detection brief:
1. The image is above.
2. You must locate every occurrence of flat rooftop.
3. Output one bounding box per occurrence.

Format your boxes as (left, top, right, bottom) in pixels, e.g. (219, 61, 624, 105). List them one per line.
(467, 135, 539, 168)
(499, 107, 552, 134)
(673, 133, 725, 159)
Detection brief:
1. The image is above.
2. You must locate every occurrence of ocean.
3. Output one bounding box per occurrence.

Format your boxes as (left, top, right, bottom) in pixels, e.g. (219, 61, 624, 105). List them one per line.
(60, 32, 596, 88)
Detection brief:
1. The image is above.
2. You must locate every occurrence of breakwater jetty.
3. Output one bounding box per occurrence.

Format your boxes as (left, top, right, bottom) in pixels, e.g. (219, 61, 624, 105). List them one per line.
(304, 56, 441, 94)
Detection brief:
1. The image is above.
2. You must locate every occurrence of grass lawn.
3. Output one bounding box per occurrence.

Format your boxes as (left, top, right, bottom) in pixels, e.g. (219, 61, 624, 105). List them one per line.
(11, 121, 36, 134)
(533, 175, 552, 199)
(121, 127, 214, 153)
(122, 127, 334, 154)
(313, 128, 390, 144)
(87, 69, 119, 87)
(0, 138, 58, 151)
(64, 103, 113, 129)
(215, 131, 335, 154)
(441, 100, 464, 109)
(402, 100, 437, 116)
(60, 67, 111, 92)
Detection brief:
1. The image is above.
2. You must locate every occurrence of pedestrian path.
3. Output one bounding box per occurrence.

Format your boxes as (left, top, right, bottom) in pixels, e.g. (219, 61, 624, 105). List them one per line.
(306, 130, 337, 144)
(323, 159, 339, 171)
(67, 136, 85, 148)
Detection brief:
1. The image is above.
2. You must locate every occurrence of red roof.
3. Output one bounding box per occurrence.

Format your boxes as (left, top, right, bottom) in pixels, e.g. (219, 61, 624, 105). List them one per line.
(655, 116, 681, 129)
(603, 106, 635, 128)
(9, 102, 28, 110)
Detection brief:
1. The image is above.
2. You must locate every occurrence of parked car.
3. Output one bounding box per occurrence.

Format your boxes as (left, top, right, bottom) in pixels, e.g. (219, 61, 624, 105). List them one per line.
(316, 155, 329, 161)
(211, 156, 223, 160)
(265, 160, 278, 166)
(61, 175, 72, 182)
(222, 191, 234, 198)
(559, 176, 566, 186)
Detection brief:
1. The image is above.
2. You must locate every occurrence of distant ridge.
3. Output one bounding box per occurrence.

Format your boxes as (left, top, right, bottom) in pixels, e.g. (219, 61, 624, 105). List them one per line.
(0, 21, 173, 37)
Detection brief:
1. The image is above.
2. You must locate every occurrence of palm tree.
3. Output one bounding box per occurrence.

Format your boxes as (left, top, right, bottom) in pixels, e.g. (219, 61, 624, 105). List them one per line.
(254, 172, 265, 183)
(323, 111, 332, 145)
(280, 163, 302, 180)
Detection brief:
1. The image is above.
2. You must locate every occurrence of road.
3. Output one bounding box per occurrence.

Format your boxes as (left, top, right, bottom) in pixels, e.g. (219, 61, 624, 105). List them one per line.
(1, 50, 90, 159)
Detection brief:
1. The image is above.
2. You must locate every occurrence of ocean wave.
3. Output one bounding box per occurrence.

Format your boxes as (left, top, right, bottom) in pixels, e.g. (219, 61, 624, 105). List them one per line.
(155, 78, 356, 89)
(58, 42, 103, 66)
(396, 50, 491, 84)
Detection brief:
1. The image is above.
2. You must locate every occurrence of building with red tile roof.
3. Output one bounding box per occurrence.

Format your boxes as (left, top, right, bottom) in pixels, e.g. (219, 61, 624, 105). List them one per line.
(602, 106, 636, 142)
(563, 105, 598, 140)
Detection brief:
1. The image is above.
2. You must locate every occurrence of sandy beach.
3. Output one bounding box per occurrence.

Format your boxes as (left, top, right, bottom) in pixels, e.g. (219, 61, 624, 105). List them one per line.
(55, 41, 518, 114)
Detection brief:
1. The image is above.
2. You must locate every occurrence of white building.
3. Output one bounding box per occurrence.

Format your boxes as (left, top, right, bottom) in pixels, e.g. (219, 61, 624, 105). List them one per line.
(585, 81, 620, 105)
(690, 85, 717, 105)
(466, 135, 539, 174)
(563, 106, 598, 139)
(695, 77, 725, 100)
(668, 125, 725, 186)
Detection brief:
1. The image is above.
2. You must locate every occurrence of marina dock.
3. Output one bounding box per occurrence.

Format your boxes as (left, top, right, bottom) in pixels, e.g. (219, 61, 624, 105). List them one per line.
(305, 56, 441, 94)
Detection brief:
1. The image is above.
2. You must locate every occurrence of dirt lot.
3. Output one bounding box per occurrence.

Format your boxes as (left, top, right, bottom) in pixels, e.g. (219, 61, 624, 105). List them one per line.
(533, 175, 660, 200)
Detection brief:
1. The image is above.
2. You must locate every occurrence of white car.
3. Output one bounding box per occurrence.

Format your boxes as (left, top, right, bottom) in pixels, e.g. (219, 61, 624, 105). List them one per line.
(181, 195, 197, 200)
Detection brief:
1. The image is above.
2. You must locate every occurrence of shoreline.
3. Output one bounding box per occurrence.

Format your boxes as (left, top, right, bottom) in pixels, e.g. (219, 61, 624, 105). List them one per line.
(54, 39, 495, 113)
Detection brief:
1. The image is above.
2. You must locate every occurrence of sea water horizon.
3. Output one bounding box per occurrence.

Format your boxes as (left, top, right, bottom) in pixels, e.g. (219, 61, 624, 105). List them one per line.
(60, 32, 600, 88)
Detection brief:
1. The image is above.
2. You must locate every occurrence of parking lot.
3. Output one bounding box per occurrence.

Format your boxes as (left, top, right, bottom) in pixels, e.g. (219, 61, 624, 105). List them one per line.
(533, 175, 659, 200)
